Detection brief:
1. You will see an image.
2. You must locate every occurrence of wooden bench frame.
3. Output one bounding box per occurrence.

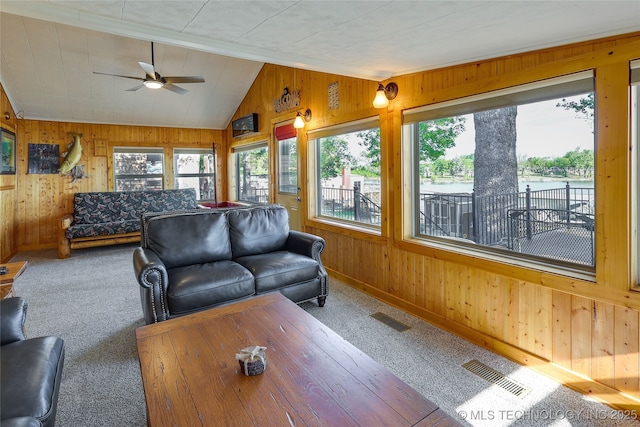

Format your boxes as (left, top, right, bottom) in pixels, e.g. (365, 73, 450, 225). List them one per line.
(58, 214, 141, 258)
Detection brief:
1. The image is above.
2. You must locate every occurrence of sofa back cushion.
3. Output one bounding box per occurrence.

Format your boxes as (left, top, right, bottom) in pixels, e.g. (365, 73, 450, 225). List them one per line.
(228, 205, 290, 258)
(143, 210, 232, 269)
(73, 189, 198, 224)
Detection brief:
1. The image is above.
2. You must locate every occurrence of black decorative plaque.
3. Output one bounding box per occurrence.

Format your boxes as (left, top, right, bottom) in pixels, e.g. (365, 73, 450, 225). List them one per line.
(232, 113, 259, 137)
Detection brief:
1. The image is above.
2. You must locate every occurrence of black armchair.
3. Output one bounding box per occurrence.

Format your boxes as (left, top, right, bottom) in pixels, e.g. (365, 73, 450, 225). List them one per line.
(1, 297, 65, 427)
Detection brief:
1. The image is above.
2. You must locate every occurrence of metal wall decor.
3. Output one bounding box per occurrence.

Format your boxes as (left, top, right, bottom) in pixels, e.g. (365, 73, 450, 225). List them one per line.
(328, 82, 339, 110)
(273, 87, 300, 113)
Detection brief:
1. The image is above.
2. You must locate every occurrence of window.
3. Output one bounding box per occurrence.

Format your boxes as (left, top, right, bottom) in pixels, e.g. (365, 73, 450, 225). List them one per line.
(235, 143, 269, 203)
(310, 118, 381, 228)
(404, 72, 596, 271)
(276, 124, 297, 194)
(113, 147, 163, 191)
(632, 60, 640, 287)
(174, 148, 216, 201)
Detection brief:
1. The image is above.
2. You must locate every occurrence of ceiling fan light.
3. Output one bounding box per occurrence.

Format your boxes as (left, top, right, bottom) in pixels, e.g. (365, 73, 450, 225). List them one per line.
(144, 80, 163, 89)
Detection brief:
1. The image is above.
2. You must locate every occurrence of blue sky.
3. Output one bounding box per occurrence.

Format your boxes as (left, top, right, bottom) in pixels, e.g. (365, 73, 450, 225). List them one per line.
(445, 95, 594, 160)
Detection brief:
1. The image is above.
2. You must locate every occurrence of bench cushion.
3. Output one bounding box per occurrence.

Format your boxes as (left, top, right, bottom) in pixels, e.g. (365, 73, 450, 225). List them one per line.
(1, 337, 64, 427)
(67, 189, 198, 239)
(73, 189, 198, 224)
(65, 220, 140, 239)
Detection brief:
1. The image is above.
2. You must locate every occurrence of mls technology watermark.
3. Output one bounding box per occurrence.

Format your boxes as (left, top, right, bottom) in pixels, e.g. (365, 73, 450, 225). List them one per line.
(456, 408, 638, 422)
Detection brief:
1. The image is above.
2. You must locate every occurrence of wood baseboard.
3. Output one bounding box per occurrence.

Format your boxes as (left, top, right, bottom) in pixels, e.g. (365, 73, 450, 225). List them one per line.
(326, 268, 640, 412)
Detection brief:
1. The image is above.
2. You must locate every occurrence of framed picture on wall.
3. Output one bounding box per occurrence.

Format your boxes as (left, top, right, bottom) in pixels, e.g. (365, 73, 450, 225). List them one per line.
(1, 127, 16, 175)
(28, 143, 60, 174)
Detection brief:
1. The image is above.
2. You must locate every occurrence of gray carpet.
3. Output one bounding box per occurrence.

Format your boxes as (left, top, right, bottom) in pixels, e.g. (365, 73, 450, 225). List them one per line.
(8, 244, 639, 426)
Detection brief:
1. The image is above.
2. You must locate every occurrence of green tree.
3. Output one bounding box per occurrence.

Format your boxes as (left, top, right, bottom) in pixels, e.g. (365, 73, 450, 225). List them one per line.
(418, 117, 466, 162)
(357, 129, 381, 169)
(319, 136, 355, 180)
(556, 92, 594, 123)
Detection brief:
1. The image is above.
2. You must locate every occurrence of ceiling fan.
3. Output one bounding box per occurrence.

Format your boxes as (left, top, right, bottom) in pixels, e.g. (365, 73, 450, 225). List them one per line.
(93, 42, 205, 95)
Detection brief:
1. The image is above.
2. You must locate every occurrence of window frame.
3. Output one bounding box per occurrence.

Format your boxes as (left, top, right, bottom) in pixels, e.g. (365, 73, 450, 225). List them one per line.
(308, 117, 382, 232)
(173, 148, 216, 202)
(233, 141, 270, 204)
(275, 123, 298, 195)
(402, 71, 597, 279)
(113, 146, 164, 191)
(631, 59, 640, 289)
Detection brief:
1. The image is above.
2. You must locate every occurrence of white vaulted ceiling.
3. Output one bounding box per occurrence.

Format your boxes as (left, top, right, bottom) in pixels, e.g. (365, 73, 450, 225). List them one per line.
(1, 1, 639, 129)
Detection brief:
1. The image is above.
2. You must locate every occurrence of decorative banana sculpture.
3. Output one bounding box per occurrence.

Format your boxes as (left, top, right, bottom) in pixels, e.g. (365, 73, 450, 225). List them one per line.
(59, 132, 82, 174)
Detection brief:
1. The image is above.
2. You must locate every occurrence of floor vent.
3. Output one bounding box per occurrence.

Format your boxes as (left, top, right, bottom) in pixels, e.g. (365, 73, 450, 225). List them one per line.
(462, 360, 530, 398)
(370, 312, 410, 332)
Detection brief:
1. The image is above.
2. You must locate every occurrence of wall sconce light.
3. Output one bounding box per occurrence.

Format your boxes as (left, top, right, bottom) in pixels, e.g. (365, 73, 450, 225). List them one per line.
(372, 82, 398, 108)
(293, 108, 312, 129)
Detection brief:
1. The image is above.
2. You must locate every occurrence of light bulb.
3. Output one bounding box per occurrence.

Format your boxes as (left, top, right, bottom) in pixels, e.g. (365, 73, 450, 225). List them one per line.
(144, 80, 163, 89)
(293, 114, 305, 129)
(372, 88, 389, 108)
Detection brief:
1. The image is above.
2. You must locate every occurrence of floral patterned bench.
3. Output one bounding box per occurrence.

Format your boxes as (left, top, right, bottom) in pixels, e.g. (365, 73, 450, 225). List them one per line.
(58, 189, 198, 258)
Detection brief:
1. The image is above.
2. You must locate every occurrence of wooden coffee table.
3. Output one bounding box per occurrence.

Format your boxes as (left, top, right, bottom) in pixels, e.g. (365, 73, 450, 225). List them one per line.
(136, 292, 460, 426)
(0, 261, 28, 299)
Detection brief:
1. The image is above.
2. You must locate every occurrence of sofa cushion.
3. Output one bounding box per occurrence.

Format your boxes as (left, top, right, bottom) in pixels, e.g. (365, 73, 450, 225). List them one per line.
(235, 251, 320, 293)
(66, 220, 140, 239)
(1, 337, 64, 426)
(145, 211, 232, 269)
(72, 189, 198, 224)
(228, 205, 290, 258)
(0, 417, 43, 427)
(167, 261, 255, 314)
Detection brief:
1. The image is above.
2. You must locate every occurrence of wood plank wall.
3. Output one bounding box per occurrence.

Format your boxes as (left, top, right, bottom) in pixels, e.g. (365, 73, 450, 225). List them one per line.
(2, 31, 640, 410)
(1, 85, 18, 262)
(1, 117, 225, 255)
(229, 33, 640, 410)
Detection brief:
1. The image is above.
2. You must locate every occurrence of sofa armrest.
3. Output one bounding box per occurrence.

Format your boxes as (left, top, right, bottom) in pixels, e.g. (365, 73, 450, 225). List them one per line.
(60, 213, 73, 230)
(133, 248, 168, 289)
(133, 247, 171, 324)
(1, 297, 28, 345)
(58, 214, 74, 259)
(287, 230, 326, 260)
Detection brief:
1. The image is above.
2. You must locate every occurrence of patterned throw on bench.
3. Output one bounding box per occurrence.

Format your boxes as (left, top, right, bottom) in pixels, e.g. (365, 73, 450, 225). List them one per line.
(66, 189, 198, 239)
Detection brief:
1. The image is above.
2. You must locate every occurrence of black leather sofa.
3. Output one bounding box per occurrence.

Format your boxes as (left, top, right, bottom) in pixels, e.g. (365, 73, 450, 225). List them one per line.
(133, 204, 328, 324)
(0, 297, 65, 427)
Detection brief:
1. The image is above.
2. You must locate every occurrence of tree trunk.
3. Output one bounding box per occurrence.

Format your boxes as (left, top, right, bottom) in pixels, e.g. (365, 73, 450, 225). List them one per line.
(473, 107, 519, 245)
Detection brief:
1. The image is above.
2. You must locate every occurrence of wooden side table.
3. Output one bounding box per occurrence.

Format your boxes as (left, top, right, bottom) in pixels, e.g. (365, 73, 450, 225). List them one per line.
(0, 261, 28, 299)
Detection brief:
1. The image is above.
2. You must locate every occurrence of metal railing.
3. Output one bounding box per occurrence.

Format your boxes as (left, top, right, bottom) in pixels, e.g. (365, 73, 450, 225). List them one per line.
(320, 182, 382, 225)
(419, 183, 595, 266)
(239, 187, 269, 204)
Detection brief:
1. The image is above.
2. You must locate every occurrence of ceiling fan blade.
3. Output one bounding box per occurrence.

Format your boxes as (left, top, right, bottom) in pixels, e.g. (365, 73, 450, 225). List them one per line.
(93, 71, 144, 82)
(125, 84, 144, 92)
(163, 83, 188, 95)
(164, 76, 205, 84)
(138, 62, 156, 80)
